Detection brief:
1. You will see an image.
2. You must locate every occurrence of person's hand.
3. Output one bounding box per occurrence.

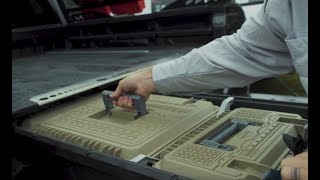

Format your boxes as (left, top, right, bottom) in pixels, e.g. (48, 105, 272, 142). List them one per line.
(110, 68, 156, 109)
(281, 151, 308, 180)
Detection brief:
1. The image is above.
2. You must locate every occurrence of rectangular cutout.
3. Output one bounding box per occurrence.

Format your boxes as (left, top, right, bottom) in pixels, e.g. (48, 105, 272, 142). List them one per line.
(198, 119, 261, 151)
(277, 117, 308, 126)
(227, 159, 269, 176)
(89, 108, 136, 125)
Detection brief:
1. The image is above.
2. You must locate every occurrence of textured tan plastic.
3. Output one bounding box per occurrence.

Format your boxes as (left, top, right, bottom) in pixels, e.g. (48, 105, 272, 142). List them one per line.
(21, 94, 219, 160)
(154, 108, 307, 180)
(21, 94, 307, 180)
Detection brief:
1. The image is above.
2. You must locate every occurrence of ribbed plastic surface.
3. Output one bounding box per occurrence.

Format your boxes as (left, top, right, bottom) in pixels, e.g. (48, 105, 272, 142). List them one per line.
(154, 108, 307, 180)
(21, 94, 307, 180)
(22, 94, 219, 160)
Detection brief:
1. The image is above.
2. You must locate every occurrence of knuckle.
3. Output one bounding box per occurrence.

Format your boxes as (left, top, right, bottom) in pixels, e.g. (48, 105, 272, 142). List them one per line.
(280, 159, 286, 167)
(119, 80, 125, 86)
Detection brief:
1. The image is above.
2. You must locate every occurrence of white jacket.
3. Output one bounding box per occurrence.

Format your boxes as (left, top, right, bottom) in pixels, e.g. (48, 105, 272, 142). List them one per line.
(152, 0, 308, 95)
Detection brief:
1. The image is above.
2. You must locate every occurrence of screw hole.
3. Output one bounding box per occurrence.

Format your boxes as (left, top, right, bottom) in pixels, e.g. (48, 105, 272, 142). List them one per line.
(146, 162, 154, 167)
(39, 97, 48, 100)
(97, 78, 107, 81)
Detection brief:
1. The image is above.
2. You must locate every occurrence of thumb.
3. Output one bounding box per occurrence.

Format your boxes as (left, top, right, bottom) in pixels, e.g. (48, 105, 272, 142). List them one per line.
(110, 81, 124, 99)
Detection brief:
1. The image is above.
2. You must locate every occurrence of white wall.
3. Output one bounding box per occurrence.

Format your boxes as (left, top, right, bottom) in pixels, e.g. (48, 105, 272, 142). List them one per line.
(235, 0, 249, 4)
(135, 0, 263, 18)
(135, 0, 152, 15)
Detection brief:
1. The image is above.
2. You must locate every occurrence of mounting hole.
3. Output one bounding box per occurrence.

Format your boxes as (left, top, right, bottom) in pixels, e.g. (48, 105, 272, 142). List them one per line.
(146, 162, 154, 167)
(39, 97, 48, 100)
(50, 95, 56, 97)
(58, 93, 62, 95)
(97, 78, 107, 81)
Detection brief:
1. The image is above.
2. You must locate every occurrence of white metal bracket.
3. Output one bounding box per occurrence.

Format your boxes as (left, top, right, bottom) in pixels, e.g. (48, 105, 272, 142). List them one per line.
(216, 97, 234, 118)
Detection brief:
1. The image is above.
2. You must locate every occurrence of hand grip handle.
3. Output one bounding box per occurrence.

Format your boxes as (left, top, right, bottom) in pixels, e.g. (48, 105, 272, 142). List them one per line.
(101, 90, 148, 119)
(200, 119, 259, 151)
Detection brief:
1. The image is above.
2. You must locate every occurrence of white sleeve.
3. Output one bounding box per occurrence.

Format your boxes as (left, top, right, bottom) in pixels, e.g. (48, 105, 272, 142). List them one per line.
(152, 0, 294, 93)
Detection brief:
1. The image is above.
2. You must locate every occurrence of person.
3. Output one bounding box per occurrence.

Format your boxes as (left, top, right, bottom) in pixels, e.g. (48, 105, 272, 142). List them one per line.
(110, 0, 308, 179)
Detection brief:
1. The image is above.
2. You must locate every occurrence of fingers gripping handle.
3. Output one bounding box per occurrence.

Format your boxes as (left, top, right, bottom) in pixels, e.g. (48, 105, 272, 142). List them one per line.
(101, 90, 148, 119)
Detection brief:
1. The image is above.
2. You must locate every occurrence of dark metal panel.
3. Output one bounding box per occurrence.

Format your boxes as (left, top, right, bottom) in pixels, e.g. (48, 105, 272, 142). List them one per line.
(56, 0, 73, 23)
(13, 126, 190, 180)
(169, 93, 308, 119)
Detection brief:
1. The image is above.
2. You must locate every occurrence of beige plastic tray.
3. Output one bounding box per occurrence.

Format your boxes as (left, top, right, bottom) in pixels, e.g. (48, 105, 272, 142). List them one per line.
(154, 108, 307, 180)
(21, 94, 219, 160)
